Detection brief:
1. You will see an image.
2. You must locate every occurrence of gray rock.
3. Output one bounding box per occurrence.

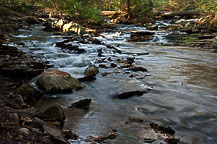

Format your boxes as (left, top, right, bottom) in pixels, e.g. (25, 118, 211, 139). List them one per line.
(14, 83, 41, 102)
(9, 113, 19, 123)
(127, 116, 143, 123)
(43, 124, 68, 144)
(213, 36, 217, 45)
(84, 65, 99, 77)
(18, 128, 30, 136)
(40, 104, 66, 125)
(69, 98, 92, 109)
(36, 69, 84, 93)
(143, 129, 158, 143)
(117, 82, 152, 99)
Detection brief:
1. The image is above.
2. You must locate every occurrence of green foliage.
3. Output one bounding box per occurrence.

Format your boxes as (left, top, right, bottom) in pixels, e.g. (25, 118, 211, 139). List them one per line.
(0, 0, 36, 14)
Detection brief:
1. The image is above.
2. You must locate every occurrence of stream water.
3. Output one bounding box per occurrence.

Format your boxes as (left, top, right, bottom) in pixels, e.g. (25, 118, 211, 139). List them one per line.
(8, 22, 217, 144)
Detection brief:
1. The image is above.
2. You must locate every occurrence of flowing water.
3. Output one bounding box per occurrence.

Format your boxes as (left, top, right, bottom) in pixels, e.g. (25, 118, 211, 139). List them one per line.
(8, 22, 217, 144)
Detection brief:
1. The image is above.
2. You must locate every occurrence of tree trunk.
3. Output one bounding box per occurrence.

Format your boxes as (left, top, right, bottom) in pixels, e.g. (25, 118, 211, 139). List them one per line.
(126, 0, 131, 19)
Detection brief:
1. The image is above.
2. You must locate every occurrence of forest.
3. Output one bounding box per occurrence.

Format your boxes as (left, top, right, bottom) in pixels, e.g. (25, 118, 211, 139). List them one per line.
(0, 0, 217, 144)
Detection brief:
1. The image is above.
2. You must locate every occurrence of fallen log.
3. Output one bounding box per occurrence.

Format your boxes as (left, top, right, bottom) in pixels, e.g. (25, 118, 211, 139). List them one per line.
(162, 10, 200, 18)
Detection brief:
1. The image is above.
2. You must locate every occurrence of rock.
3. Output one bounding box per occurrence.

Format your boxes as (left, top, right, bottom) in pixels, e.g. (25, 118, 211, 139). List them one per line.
(31, 128, 42, 134)
(36, 69, 84, 93)
(84, 65, 99, 77)
(129, 66, 148, 72)
(143, 129, 158, 143)
(147, 24, 158, 30)
(127, 116, 143, 123)
(43, 124, 68, 144)
(9, 113, 19, 123)
(99, 64, 108, 69)
(40, 104, 66, 125)
(18, 128, 30, 136)
(150, 123, 176, 135)
(69, 98, 92, 109)
(212, 36, 217, 45)
(117, 82, 152, 99)
(14, 83, 41, 103)
(110, 63, 117, 68)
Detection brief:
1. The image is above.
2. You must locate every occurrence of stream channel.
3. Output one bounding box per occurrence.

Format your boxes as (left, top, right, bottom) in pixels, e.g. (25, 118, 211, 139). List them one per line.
(8, 21, 217, 144)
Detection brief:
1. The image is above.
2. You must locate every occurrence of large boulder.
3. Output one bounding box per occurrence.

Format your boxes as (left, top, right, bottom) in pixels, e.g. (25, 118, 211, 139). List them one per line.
(36, 69, 84, 94)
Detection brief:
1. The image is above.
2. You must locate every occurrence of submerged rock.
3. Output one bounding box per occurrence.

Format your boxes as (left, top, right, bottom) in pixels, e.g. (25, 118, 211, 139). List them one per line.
(127, 116, 143, 124)
(14, 83, 41, 103)
(69, 98, 92, 109)
(36, 69, 84, 93)
(117, 82, 152, 99)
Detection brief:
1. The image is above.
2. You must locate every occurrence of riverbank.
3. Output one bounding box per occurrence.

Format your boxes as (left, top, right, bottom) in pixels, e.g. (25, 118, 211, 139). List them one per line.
(1, 10, 217, 143)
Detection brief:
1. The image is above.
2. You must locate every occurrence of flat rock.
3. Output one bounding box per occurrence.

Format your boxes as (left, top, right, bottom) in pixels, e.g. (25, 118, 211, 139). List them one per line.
(84, 65, 99, 77)
(43, 124, 68, 144)
(18, 128, 30, 136)
(36, 69, 84, 93)
(116, 80, 152, 99)
(143, 129, 158, 143)
(69, 98, 92, 109)
(40, 104, 66, 125)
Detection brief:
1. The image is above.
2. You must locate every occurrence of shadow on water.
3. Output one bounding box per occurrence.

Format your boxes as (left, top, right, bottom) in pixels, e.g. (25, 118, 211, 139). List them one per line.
(9, 23, 217, 144)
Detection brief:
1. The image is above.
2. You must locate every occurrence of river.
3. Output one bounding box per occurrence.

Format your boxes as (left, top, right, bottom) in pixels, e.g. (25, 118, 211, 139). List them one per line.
(9, 22, 217, 144)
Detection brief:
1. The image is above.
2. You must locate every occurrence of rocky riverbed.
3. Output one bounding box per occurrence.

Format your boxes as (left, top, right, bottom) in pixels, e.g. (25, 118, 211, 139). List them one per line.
(1, 12, 217, 144)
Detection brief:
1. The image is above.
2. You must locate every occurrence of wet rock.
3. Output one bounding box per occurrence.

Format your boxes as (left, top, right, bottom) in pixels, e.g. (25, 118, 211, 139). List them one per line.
(43, 124, 68, 144)
(69, 98, 92, 109)
(110, 63, 117, 68)
(62, 129, 78, 140)
(150, 123, 176, 135)
(99, 64, 108, 69)
(117, 82, 152, 99)
(14, 83, 41, 103)
(147, 24, 158, 30)
(18, 128, 30, 136)
(40, 104, 66, 125)
(36, 69, 84, 93)
(129, 66, 148, 72)
(143, 129, 158, 143)
(126, 57, 135, 64)
(84, 65, 99, 77)
(127, 116, 143, 123)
